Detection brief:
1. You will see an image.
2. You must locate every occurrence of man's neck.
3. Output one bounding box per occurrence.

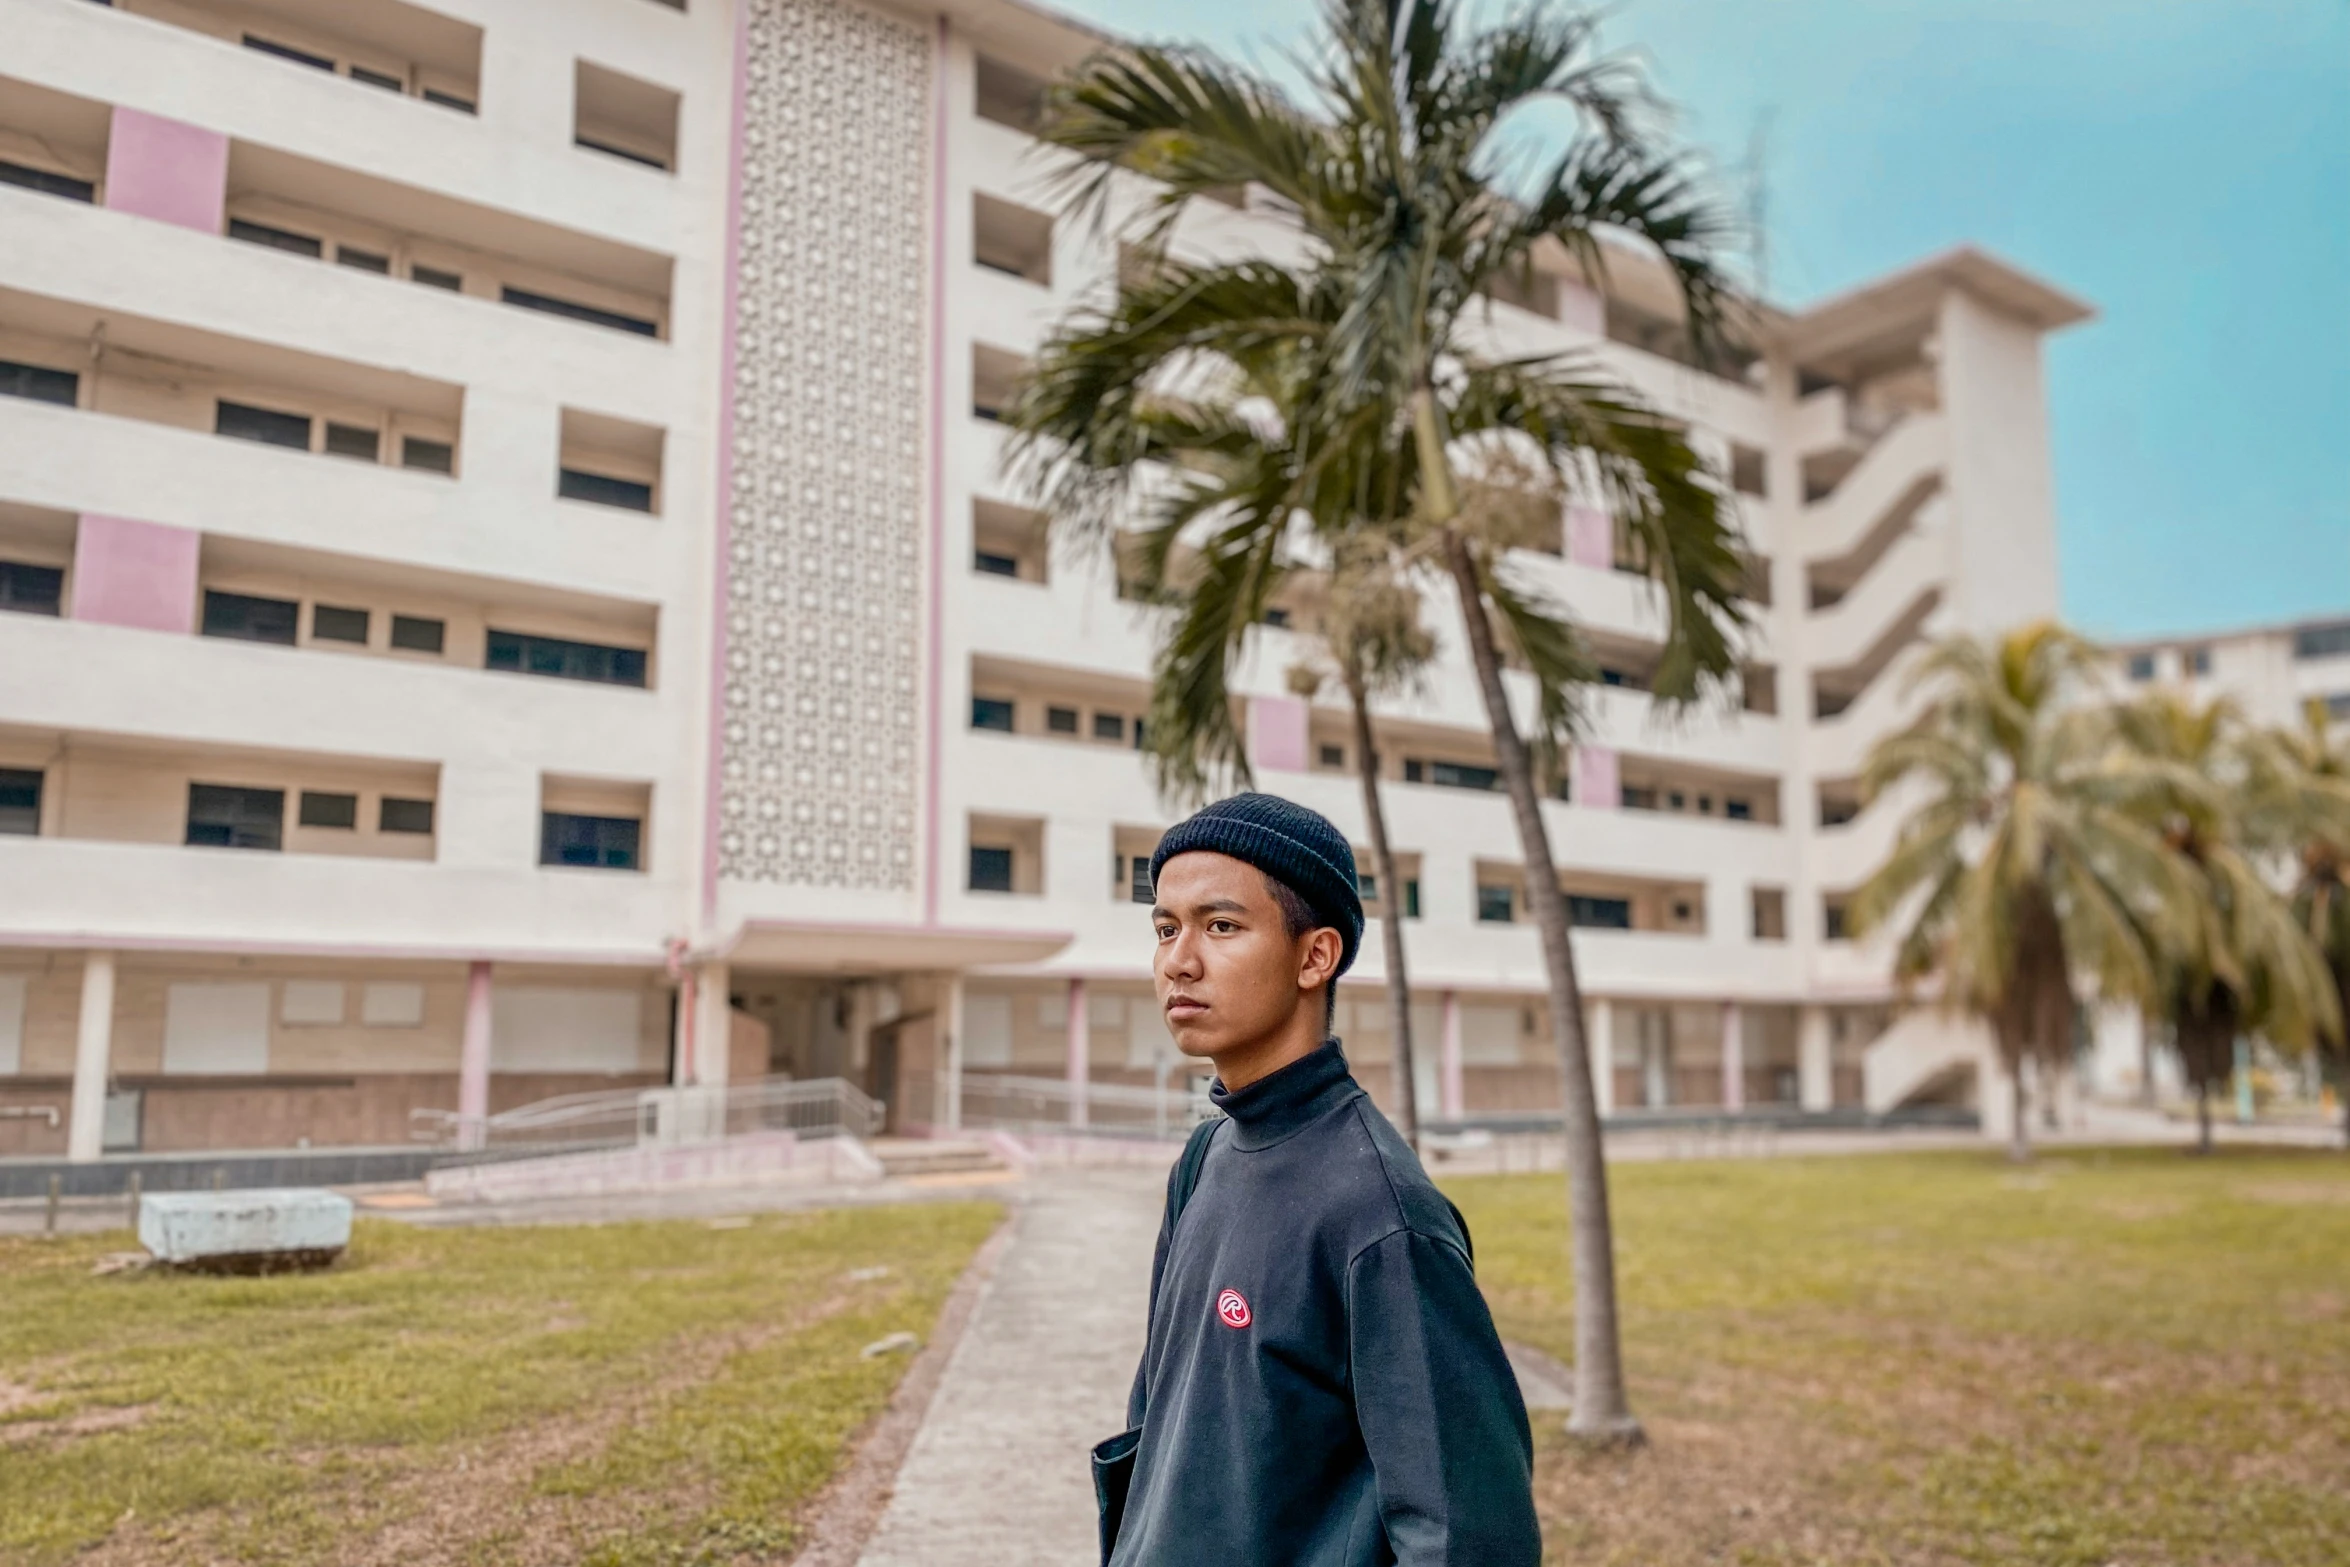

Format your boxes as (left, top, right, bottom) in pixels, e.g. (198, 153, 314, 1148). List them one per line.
(1210, 1013, 1327, 1094)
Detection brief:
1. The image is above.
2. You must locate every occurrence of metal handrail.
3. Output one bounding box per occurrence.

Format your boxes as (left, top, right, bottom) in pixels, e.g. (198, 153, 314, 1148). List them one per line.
(957, 1072, 1217, 1141)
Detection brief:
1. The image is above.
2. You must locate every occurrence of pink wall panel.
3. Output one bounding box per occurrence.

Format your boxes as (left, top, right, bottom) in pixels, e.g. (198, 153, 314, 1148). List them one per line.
(1557, 280, 1606, 337)
(71, 515, 201, 634)
(1247, 695, 1311, 774)
(1574, 745, 1620, 810)
(1565, 505, 1614, 570)
(104, 107, 228, 234)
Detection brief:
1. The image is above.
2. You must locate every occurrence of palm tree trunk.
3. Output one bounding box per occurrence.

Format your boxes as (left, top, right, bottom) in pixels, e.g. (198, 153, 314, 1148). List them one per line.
(1347, 674, 1420, 1150)
(1442, 529, 1639, 1443)
(2007, 1053, 2032, 1164)
(2196, 1080, 2213, 1155)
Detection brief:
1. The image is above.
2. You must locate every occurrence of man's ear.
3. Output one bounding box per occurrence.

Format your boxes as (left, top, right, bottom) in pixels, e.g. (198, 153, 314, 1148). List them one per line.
(1297, 926, 1344, 995)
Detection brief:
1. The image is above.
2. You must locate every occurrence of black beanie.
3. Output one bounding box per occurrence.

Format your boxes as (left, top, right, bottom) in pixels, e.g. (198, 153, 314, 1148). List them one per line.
(1149, 793, 1364, 977)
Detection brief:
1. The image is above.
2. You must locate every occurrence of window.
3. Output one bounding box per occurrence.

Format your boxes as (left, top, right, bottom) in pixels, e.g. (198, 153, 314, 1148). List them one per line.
(501, 286, 659, 337)
(0, 561, 64, 617)
(1358, 872, 1379, 901)
(1621, 785, 1658, 811)
(312, 604, 370, 644)
(541, 811, 640, 869)
(422, 89, 475, 114)
(558, 467, 654, 511)
(974, 550, 1020, 577)
(486, 629, 648, 688)
(0, 161, 95, 203)
(1567, 895, 1633, 930)
(1476, 884, 1514, 923)
(1046, 706, 1079, 734)
(2184, 646, 2211, 677)
(323, 422, 380, 461)
(411, 264, 463, 291)
(1129, 856, 1153, 904)
(972, 696, 1014, 732)
(298, 790, 358, 828)
(350, 65, 404, 91)
(228, 218, 324, 258)
(1404, 879, 1421, 919)
(0, 768, 40, 836)
(969, 845, 1015, 893)
(244, 34, 335, 71)
(202, 590, 300, 646)
(1725, 797, 1753, 822)
(380, 797, 435, 834)
(1405, 759, 1422, 783)
(574, 61, 680, 172)
(1, 360, 77, 407)
(401, 436, 454, 473)
(390, 614, 445, 653)
(1429, 761, 1498, 791)
(1319, 744, 1345, 769)
(1093, 713, 1125, 742)
(1263, 607, 1292, 629)
(216, 400, 312, 450)
(186, 784, 284, 851)
(2296, 622, 2350, 661)
(336, 246, 391, 274)
(2125, 652, 2156, 682)
(576, 134, 664, 168)
(1824, 900, 1850, 941)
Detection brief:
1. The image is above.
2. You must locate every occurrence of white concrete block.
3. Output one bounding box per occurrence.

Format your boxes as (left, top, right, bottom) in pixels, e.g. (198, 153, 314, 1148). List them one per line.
(138, 1188, 355, 1264)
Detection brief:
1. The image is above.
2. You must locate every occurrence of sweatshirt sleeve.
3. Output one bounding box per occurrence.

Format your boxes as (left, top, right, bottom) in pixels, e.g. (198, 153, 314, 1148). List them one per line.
(1347, 1229, 1542, 1565)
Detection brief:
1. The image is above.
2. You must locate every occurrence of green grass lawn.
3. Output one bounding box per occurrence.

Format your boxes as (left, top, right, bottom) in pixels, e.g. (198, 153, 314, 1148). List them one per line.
(1450, 1148, 2350, 1567)
(0, 1201, 999, 1567)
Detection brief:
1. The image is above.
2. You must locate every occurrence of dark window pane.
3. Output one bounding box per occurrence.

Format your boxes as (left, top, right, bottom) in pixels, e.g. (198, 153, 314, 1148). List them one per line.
(227, 218, 324, 258)
(411, 265, 463, 291)
(335, 246, 391, 274)
(970, 697, 1013, 732)
(1404, 879, 1420, 919)
(349, 65, 403, 90)
(216, 400, 312, 449)
(1824, 903, 1849, 941)
(1129, 856, 1152, 903)
(202, 590, 299, 646)
(0, 359, 78, 407)
(323, 422, 380, 461)
(297, 790, 357, 828)
(1319, 744, 1344, 768)
(1358, 872, 1379, 901)
(485, 629, 648, 687)
(1092, 712, 1124, 742)
(187, 783, 284, 851)
(1725, 797, 1754, 821)
(243, 34, 334, 70)
(558, 467, 654, 511)
(1476, 884, 1514, 923)
(0, 561, 65, 616)
(1404, 760, 1424, 784)
(390, 614, 446, 653)
(380, 796, 435, 834)
(1262, 607, 1291, 628)
(0, 768, 40, 836)
(2295, 623, 2350, 661)
(1567, 895, 1632, 930)
(1045, 706, 1078, 734)
(1430, 761, 1498, 791)
(312, 603, 370, 643)
(969, 845, 1014, 892)
(540, 811, 640, 870)
(973, 551, 1019, 577)
(576, 135, 665, 169)
(0, 160, 96, 203)
(401, 436, 455, 474)
(2125, 653, 2155, 681)
(422, 89, 476, 114)
(500, 286, 659, 337)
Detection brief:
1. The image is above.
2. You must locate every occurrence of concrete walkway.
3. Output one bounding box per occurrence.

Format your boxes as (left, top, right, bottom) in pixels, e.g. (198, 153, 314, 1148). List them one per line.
(857, 1167, 1164, 1567)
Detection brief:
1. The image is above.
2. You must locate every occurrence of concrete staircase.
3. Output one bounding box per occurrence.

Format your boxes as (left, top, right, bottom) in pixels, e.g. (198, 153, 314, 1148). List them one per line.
(868, 1137, 1011, 1179)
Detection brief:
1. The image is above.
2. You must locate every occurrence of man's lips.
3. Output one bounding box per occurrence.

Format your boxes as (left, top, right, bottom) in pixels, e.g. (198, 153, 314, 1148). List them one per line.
(1165, 996, 1208, 1021)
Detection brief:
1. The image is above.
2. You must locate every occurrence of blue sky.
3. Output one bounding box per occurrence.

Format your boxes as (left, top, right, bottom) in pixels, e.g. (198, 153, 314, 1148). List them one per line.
(1044, 0, 2349, 638)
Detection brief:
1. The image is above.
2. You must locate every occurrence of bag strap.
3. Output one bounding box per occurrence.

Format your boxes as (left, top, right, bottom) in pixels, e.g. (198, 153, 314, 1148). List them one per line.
(1167, 1115, 1222, 1228)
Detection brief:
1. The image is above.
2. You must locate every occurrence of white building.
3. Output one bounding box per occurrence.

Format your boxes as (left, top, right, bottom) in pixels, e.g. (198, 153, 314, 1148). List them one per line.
(0, 0, 2093, 1166)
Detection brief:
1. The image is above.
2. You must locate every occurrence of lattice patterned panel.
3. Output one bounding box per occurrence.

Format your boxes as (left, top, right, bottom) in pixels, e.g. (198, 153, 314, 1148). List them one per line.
(721, 0, 931, 888)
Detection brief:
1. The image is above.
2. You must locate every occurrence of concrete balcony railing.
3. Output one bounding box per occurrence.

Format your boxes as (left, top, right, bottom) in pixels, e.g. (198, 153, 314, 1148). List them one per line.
(1805, 530, 1950, 674)
(1797, 413, 1948, 566)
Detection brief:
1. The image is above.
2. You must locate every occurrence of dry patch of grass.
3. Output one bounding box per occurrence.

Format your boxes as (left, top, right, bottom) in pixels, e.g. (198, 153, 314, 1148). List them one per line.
(0, 1203, 1000, 1567)
(1451, 1147, 2350, 1567)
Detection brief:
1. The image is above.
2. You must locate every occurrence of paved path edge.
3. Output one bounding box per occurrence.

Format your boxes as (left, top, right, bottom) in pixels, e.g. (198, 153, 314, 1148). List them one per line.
(786, 1207, 1020, 1567)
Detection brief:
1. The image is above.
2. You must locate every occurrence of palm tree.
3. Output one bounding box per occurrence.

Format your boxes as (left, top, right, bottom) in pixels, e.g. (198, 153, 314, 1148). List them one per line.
(1016, 0, 1750, 1439)
(2245, 704, 2350, 1149)
(1849, 624, 2190, 1161)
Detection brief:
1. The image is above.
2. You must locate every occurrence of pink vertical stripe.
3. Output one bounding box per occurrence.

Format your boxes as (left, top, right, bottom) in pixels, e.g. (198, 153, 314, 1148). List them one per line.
(70, 514, 200, 634)
(1721, 1001, 1744, 1111)
(457, 960, 494, 1149)
(1574, 745, 1620, 810)
(1066, 976, 1089, 1129)
(103, 108, 228, 233)
(1556, 280, 1605, 336)
(700, 0, 755, 924)
(1439, 991, 1464, 1119)
(1247, 695, 1310, 774)
(922, 16, 951, 923)
(1564, 504, 1613, 569)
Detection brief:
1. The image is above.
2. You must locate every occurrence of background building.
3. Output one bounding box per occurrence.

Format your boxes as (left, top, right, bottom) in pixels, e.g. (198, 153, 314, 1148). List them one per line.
(1, 0, 2097, 1165)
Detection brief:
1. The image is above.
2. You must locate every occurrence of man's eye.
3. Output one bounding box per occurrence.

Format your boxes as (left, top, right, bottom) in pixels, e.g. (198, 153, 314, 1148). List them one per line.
(1208, 919, 1236, 934)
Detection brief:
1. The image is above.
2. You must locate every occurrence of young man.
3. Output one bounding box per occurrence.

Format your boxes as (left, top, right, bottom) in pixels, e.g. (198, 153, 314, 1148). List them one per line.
(1092, 792, 1541, 1566)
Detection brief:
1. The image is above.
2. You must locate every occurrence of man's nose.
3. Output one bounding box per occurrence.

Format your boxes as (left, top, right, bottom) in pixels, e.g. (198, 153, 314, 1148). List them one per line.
(1160, 926, 1204, 980)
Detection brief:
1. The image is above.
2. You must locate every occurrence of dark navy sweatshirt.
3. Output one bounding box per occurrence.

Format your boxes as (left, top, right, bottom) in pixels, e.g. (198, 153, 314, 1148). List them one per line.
(1104, 1040, 1541, 1566)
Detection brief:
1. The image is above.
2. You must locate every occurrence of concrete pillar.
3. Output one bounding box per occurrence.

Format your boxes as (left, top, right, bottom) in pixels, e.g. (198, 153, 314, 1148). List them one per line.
(457, 961, 493, 1151)
(1438, 990, 1463, 1120)
(1798, 1004, 1834, 1111)
(941, 972, 966, 1131)
(1721, 1001, 1745, 1111)
(1066, 977, 1089, 1129)
(1587, 997, 1615, 1117)
(692, 962, 732, 1088)
(67, 951, 116, 1163)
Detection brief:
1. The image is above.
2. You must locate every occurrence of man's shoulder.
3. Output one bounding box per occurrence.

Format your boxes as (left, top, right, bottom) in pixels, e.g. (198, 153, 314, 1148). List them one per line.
(1303, 1096, 1468, 1258)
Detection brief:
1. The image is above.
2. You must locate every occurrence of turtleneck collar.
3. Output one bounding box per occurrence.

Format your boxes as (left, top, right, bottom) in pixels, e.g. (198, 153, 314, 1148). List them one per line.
(1209, 1038, 1360, 1150)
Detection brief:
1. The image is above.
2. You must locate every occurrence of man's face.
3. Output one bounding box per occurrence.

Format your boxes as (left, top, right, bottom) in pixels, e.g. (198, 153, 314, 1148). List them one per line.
(1151, 850, 1320, 1060)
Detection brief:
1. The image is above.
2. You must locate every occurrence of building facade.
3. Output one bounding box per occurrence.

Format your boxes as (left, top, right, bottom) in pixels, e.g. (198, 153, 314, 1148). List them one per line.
(0, 0, 2093, 1163)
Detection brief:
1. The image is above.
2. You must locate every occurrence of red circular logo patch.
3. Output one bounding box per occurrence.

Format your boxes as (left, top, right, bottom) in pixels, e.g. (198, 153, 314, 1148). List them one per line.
(1216, 1288, 1252, 1329)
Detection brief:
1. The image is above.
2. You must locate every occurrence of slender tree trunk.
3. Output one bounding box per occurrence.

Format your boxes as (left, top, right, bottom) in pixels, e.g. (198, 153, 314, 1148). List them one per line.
(2196, 1080, 2214, 1155)
(1347, 674, 1419, 1151)
(1442, 530, 1639, 1442)
(2007, 1052, 2032, 1164)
